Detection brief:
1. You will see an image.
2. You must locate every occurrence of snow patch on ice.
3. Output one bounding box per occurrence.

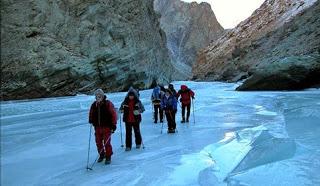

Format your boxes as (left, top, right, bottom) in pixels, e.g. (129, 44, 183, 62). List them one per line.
(256, 110, 278, 116)
(166, 150, 215, 185)
(254, 105, 278, 116)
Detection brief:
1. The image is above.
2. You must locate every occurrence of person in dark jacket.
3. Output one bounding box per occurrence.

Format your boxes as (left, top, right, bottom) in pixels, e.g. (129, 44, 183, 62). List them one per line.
(120, 87, 145, 151)
(176, 85, 195, 123)
(151, 85, 164, 123)
(159, 85, 166, 92)
(161, 89, 178, 133)
(89, 89, 117, 164)
(168, 84, 177, 97)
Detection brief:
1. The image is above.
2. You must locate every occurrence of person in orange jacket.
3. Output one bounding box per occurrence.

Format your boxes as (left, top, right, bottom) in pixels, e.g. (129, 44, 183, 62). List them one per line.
(176, 85, 195, 123)
(89, 89, 117, 164)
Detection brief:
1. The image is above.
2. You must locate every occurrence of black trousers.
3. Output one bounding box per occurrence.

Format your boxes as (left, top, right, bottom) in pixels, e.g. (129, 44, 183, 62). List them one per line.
(165, 110, 176, 130)
(125, 122, 142, 148)
(154, 104, 163, 122)
(182, 103, 191, 120)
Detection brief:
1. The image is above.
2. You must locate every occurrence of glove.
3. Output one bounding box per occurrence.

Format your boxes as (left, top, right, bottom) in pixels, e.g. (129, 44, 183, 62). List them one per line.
(111, 125, 117, 133)
(133, 110, 140, 115)
(192, 96, 195, 100)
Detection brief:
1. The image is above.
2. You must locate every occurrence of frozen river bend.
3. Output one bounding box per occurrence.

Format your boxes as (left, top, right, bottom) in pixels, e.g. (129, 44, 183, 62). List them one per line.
(1, 82, 320, 186)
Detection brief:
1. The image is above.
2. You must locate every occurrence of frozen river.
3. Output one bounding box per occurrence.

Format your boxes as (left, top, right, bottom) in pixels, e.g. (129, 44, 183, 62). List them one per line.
(1, 81, 320, 186)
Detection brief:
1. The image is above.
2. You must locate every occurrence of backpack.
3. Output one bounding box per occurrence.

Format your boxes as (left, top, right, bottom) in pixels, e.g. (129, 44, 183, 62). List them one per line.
(152, 87, 161, 100)
(105, 100, 118, 121)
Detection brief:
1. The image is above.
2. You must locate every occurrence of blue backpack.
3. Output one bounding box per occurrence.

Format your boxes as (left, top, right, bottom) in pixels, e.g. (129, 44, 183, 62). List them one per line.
(152, 87, 161, 100)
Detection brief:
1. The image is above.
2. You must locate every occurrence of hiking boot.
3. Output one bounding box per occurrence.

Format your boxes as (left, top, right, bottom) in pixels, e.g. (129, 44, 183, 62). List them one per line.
(167, 129, 175, 133)
(160, 120, 163, 123)
(181, 116, 185, 123)
(105, 156, 111, 164)
(97, 155, 104, 163)
(154, 120, 158, 124)
(136, 145, 141, 149)
(186, 118, 189, 123)
(125, 147, 131, 151)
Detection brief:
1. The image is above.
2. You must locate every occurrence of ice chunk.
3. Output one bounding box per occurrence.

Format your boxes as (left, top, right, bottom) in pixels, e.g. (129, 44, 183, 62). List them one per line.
(231, 131, 296, 174)
(202, 125, 296, 183)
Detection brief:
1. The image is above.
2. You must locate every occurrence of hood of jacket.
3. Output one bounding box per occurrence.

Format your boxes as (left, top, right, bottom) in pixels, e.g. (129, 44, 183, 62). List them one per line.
(126, 87, 139, 99)
(181, 85, 188, 90)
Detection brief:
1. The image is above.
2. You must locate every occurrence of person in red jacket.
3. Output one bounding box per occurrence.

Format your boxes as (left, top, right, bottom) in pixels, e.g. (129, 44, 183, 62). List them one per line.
(89, 89, 117, 164)
(176, 85, 195, 123)
(120, 88, 145, 151)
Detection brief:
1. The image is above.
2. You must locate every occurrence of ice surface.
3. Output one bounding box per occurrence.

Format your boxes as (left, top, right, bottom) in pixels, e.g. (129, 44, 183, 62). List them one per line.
(1, 81, 319, 186)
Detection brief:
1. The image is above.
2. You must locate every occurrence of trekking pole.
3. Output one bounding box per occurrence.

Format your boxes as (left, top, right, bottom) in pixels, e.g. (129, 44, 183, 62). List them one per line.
(192, 99, 195, 125)
(178, 102, 182, 109)
(140, 128, 146, 149)
(120, 114, 124, 147)
(161, 112, 165, 134)
(152, 103, 154, 121)
(90, 134, 112, 170)
(86, 125, 93, 171)
(141, 140, 145, 149)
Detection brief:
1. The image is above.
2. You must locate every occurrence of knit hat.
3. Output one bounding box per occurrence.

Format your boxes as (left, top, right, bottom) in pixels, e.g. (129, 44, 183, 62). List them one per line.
(94, 89, 104, 96)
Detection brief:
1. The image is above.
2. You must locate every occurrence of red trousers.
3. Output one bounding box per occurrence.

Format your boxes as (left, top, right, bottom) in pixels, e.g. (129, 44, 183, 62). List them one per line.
(94, 127, 113, 157)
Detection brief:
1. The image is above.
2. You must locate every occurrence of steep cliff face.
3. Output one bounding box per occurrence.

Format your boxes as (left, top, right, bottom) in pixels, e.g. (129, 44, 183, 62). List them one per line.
(1, 0, 173, 100)
(236, 1, 320, 90)
(154, 0, 224, 79)
(193, 0, 317, 84)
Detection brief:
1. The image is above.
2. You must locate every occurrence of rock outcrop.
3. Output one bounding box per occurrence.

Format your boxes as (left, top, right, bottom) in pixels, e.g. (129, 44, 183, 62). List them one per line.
(1, 0, 173, 100)
(154, 0, 224, 79)
(193, 0, 319, 90)
(236, 1, 320, 90)
(237, 55, 320, 90)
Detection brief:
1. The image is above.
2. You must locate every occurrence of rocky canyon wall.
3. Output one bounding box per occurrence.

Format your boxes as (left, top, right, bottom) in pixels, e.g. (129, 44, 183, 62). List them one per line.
(154, 0, 224, 79)
(193, 0, 319, 90)
(1, 0, 173, 100)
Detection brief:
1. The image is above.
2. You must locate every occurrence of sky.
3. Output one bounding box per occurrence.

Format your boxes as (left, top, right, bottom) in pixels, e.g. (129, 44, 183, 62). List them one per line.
(183, 0, 265, 29)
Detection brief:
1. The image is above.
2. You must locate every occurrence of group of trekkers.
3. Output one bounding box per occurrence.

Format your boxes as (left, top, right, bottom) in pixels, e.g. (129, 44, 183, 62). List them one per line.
(151, 84, 195, 133)
(88, 84, 195, 165)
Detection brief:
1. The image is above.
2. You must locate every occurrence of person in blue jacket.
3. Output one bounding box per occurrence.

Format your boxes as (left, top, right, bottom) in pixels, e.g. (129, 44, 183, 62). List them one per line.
(161, 89, 178, 133)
